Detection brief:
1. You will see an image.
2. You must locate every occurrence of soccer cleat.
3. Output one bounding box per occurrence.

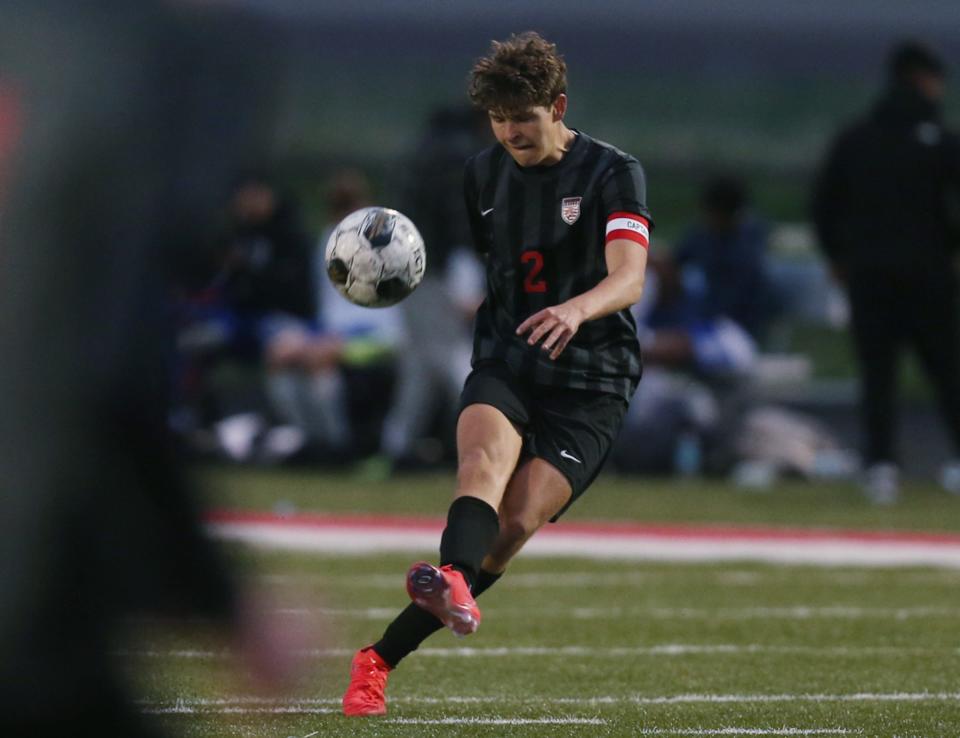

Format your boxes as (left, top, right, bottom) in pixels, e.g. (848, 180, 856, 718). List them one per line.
(406, 562, 480, 636)
(342, 647, 391, 717)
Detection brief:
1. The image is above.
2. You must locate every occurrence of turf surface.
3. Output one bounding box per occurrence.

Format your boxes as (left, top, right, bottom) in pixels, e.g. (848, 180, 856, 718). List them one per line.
(130, 469, 960, 736)
(201, 466, 960, 532)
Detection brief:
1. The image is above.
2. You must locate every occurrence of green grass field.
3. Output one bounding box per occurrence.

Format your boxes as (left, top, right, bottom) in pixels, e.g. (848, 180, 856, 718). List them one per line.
(130, 469, 960, 737)
(201, 466, 960, 532)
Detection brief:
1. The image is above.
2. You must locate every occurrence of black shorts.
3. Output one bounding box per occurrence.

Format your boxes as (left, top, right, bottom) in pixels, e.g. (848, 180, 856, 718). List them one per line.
(459, 360, 628, 521)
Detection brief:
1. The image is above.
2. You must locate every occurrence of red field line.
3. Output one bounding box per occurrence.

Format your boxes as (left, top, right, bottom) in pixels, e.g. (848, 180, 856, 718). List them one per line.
(205, 509, 960, 546)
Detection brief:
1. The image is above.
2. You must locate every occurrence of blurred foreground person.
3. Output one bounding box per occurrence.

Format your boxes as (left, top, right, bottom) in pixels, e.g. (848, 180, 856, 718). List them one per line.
(0, 3, 301, 735)
(813, 40, 960, 504)
(342, 31, 651, 717)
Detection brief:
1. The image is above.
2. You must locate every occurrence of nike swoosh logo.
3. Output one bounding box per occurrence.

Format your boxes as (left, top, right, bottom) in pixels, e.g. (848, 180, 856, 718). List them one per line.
(560, 449, 582, 464)
(481, 207, 494, 216)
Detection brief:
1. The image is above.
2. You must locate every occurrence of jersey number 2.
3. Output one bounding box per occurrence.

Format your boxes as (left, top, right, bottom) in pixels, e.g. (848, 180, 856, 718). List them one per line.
(521, 249, 547, 293)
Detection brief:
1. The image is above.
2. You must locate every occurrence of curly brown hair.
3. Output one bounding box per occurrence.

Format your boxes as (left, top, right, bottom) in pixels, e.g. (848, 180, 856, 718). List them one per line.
(468, 32, 567, 115)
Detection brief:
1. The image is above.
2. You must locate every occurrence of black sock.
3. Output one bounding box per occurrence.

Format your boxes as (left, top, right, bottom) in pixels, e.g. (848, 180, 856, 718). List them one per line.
(373, 604, 443, 667)
(439, 496, 499, 587)
(471, 568, 502, 597)
(372, 567, 504, 667)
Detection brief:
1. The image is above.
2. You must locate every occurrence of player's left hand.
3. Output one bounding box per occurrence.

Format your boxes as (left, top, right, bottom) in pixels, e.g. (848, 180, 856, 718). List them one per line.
(516, 302, 585, 360)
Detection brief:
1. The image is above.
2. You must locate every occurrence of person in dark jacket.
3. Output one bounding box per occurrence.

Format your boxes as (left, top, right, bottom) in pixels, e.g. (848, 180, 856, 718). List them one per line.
(182, 172, 316, 365)
(812, 40, 960, 503)
(175, 172, 318, 451)
(219, 172, 316, 324)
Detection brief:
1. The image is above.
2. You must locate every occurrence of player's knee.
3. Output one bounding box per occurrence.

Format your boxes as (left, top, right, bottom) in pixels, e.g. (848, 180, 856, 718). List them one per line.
(458, 445, 511, 485)
(498, 513, 538, 547)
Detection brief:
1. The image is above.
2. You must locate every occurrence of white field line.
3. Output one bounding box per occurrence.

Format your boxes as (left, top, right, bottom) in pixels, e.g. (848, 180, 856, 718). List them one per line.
(385, 717, 606, 725)
(139, 692, 960, 709)
(263, 604, 959, 620)
(636, 730, 862, 736)
(140, 708, 601, 723)
(208, 521, 960, 569)
(571, 692, 960, 705)
(569, 605, 959, 620)
(121, 643, 959, 660)
(143, 705, 341, 715)
(262, 571, 668, 588)
(258, 569, 960, 588)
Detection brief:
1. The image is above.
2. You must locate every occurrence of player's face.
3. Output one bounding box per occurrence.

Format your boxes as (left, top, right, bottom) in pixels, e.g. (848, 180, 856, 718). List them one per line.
(489, 102, 563, 167)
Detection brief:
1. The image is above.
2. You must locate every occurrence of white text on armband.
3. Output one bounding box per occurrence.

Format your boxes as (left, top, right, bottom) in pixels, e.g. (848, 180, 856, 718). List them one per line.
(605, 212, 649, 248)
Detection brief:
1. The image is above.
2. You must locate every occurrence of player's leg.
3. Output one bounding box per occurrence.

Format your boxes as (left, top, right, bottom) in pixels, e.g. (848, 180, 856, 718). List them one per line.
(370, 566, 504, 669)
(484, 386, 629, 573)
(370, 401, 522, 660)
(371, 448, 566, 674)
(446, 402, 524, 570)
(343, 559, 506, 717)
(343, 367, 527, 716)
(483, 457, 572, 573)
(403, 362, 529, 635)
(377, 459, 571, 678)
(906, 272, 960, 491)
(406, 403, 522, 633)
(847, 276, 903, 502)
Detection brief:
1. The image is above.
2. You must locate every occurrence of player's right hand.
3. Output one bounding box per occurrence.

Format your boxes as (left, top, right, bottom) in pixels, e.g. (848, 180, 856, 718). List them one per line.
(516, 302, 585, 360)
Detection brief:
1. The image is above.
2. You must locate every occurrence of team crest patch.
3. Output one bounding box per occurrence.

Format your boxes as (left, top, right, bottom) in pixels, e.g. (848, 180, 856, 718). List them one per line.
(560, 196, 582, 225)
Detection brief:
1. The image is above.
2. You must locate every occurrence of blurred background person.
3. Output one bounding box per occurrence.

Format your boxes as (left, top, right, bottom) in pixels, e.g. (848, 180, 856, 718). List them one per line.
(378, 106, 490, 471)
(671, 175, 778, 344)
(0, 2, 304, 735)
(175, 171, 317, 461)
(616, 176, 775, 475)
(263, 168, 404, 464)
(812, 39, 960, 504)
(640, 176, 776, 383)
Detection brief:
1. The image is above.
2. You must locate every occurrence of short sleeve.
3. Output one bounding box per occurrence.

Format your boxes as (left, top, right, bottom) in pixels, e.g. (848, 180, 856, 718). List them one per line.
(599, 158, 653, 227)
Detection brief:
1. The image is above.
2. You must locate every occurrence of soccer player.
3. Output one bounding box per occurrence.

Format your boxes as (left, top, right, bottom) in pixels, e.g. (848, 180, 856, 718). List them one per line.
(342, 31, 652, 716)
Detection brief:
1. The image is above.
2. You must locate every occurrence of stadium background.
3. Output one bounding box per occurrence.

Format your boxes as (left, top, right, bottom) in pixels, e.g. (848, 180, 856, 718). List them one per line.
(185, 6, 960, 735)
(251, 0, 960, 231)
(225, 0, 960, 470)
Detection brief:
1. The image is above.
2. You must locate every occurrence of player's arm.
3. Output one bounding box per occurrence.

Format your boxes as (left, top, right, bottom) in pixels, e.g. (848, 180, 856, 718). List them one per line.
(517, 213, 649, 360)
(574, 231, 649, 313)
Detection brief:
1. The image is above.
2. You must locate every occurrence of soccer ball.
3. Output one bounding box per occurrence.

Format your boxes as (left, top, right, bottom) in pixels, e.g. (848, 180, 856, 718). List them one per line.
(324, 206, 426, 307)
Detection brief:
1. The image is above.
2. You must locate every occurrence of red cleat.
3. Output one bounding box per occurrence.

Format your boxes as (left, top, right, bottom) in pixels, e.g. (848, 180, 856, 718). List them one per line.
(342, 647, 391, 716)
(406, 562, 481, 636)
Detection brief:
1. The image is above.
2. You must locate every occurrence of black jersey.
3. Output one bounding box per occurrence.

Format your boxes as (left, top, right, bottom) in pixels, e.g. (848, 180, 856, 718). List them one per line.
(463, 130, 652, 400)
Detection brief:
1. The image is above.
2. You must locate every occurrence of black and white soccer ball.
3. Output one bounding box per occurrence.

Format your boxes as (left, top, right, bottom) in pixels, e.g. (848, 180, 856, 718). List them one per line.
(324, 207, 426, 307)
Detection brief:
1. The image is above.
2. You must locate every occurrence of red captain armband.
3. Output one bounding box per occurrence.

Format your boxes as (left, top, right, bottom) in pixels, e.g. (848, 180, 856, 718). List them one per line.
(605, 212, 650, 248)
